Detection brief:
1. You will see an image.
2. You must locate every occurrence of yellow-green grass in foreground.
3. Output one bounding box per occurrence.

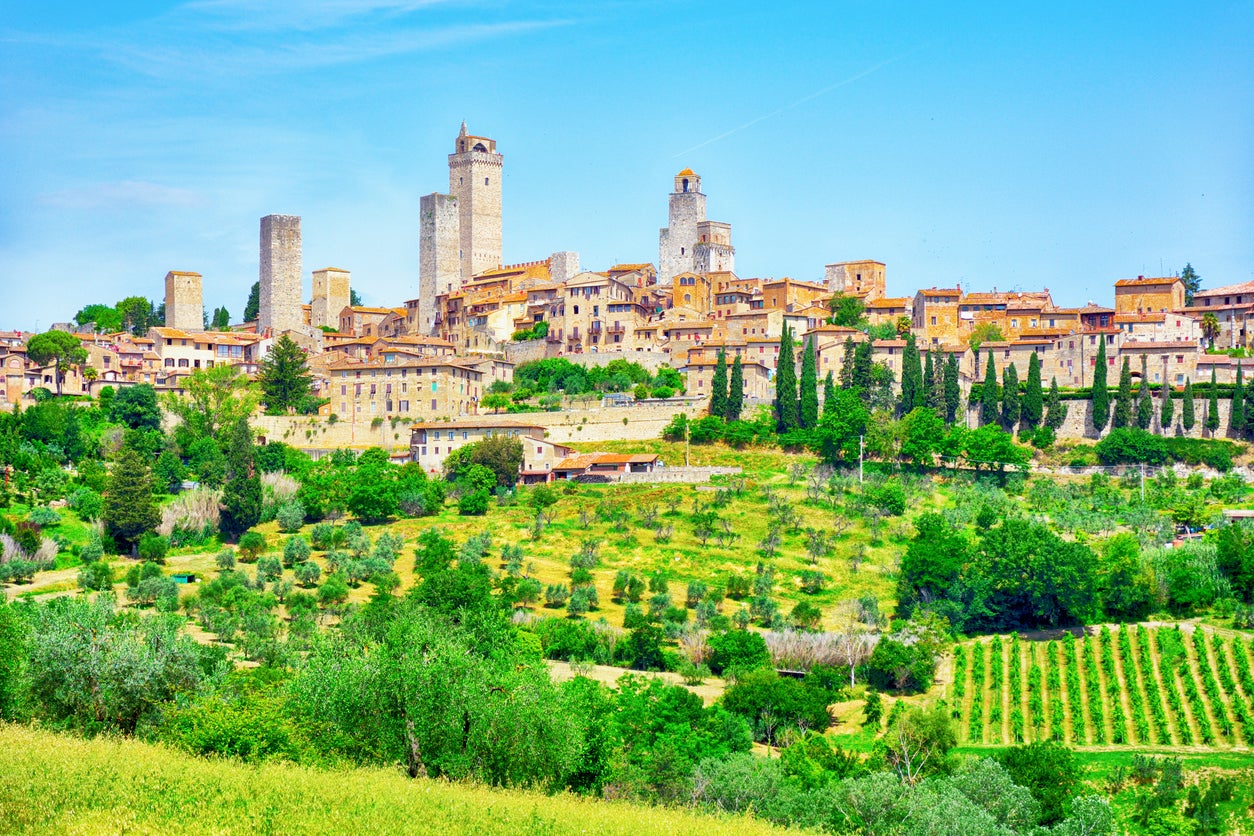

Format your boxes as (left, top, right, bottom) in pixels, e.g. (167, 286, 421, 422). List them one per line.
(0, 724, 789, 836)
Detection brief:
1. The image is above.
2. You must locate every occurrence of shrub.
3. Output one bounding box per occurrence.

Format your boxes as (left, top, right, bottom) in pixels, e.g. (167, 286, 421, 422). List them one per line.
(137, 533, 169, 564)
(458, 488, 490, 516)
(237, 531, 267, 562)
(707, 629, 772, 676)
(310, 523, 335, 550)
(275, 501, 305, 533)
(1096, 428, 1167, 465)
(78, 537, 104, 564)
(294, 561, 321, 588)
(67, 488, 104, 521)
(157, 488, 222, 543)
(866, 638, 936, 693)
(256, 556, 282, 583)
(77, 560, 114, 591)
(27, 506, 61, 527)
(282, 536, 311, 568)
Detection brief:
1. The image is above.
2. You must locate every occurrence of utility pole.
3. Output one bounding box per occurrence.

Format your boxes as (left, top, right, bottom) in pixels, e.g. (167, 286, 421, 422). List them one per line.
(1140, 462, 1145, 502)
(859, 435, 865, 484)
(685, 416, 690, 468)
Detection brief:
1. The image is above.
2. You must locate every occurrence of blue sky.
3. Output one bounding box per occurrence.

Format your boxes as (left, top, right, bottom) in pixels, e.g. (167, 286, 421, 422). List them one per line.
(2, 0, 1251, 330)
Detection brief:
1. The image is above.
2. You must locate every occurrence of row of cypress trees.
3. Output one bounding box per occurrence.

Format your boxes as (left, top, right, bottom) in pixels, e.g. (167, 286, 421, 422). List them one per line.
(976, 351, 1068, 431)
(707, 350, 745, 422)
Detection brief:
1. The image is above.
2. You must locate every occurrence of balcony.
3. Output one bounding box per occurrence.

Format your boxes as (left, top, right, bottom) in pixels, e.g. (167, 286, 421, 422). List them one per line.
(608, 322, 626, 335)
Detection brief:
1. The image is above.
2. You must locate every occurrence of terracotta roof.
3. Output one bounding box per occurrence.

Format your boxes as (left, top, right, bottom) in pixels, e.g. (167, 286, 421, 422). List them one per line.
(1120, 340, 1199, 349)
(677, 168, 695, 176)
(1115, 276, 1181, 287)
(348, 306, 394, 315)
(411, 420, 544, 431)
(866, 297, 909, 308)
(1192, 280, 1254, 298)
(918, 287, 962, 296)
(327, 358, 482, 373)
(1114, 313, 1168, 323)
(166, 271, 201, 277)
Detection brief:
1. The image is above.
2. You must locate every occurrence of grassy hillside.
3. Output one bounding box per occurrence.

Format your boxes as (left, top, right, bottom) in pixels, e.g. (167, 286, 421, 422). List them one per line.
(0, 725, 787, 836)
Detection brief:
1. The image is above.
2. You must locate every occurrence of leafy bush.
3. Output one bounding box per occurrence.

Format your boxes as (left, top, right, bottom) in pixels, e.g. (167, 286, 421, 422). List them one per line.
(866, 638, 936, 693)
(721, 669, 831, 742)
(707, 630, 772, 676)
(27, 506, 61, 527)
(458, 489, 490, 516)
(237, 531, 267, 563)
(275, 502, 305, 533)
(137, 533, 169, 564)
(283, 536, 311, 568)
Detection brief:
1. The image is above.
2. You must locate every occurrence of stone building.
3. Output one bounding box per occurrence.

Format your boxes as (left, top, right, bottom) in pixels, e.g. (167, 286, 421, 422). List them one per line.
(259, 214, 303, 336)
(825, 260, 886, 301)
(164, 271, 204, 333)
(418, 192, 460, 334)
(658, 170, 734, 285)
(328, 356, 484, 422)
(311, 268, 351, 330)
(1114, 276, 1185, 314)
(410, 422, 574, 480)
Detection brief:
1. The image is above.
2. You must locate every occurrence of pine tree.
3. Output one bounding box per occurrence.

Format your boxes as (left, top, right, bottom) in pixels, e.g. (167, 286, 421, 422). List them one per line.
(1044, 376, 1068, 430)
(1112, 358, 1133, 429)
(1001, 363, 1021, 427)
(710, 349, 729, 419)
(1231, 363, 1245, 435)
(822, 370, 837, 417)
(220, 417, 261, 540)
(1181, 263, 1202, 306)
(1160, 381, 1175, 430)
(258, 334, 314, 414)
(980, 351, 999, 426)
(727, 356, 744, 421)
(775, 325, 799, 433)
(1206, 369, 1220, 432)
(943, 353, 961, 424)
(105, 438, 161, 555)
(852, 340, 873, 394)
(1181, 378, 1196, 432)
(244, 281, 260, 322)
(799, 337, 819, 429)
(1022, 352, 1043, 427)
(839, 337, 856, 390)
(1092, 337, 1110, 431)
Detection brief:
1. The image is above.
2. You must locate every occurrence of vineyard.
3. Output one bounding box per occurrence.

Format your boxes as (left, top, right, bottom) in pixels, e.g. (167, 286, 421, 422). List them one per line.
(951, 625, 1254, 748)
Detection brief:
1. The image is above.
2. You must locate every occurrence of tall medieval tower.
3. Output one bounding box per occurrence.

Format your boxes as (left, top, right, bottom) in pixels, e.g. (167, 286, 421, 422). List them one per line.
(449, 122, 503, 282)
(311, 267, 351, 330)
(418, 122, 503, 334)
(259, 214, 303, 336)
(164, 271, 204, 332)
(659, 169, 707, 285)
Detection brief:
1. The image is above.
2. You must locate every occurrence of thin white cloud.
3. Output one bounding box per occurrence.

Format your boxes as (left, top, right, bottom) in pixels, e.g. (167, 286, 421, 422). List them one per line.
(179, 0, 463, 33)
(39, 180, 204, 210)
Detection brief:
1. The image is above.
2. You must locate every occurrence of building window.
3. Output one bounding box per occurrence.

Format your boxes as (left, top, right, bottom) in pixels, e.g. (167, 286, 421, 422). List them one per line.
(431, 399, 437, 410)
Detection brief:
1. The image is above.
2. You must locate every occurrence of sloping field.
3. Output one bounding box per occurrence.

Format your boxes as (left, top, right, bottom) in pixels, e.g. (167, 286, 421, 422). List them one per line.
(949, 625, 1254, 753)
(0, 725, 787, 836)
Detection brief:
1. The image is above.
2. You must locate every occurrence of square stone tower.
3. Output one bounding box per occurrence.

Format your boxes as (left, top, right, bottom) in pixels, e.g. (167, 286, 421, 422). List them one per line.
(311, 267, 351, 330)
(418, 192, 461, 334)
(549, 251, 580, 286)
(259, 214, 303, 336)
(164, 271, 204, 332)
(448, 122, 503, 283)
(826, 260, 887, 301)
(694, 221, 735, 275)
(659, 169, 707, 285)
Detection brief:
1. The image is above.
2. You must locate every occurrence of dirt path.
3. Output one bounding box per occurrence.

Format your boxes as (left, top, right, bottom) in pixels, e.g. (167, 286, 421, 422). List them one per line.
(546, 660, 727, 705)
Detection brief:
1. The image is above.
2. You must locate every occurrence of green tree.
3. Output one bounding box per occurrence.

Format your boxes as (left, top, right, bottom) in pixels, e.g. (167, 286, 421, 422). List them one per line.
(710, 349, 729, 419)
(1160, 381, 1175, 429)
(799, 338, 819, 429)
(851, 340, 873, 395)
(1231, 363, 1246, 435)
(1206, 368, 1220, 432)
(838, 336, 856, 389)
(1180, 263, 1202, 306)
(257, 335, 313, 414)
(115, 296, 160, 335)
(26, 330, 88, 396)
(164, 364, 260, 446)
(900, 407, 944, 468)
(1091, 337, 1110, 432)
(943, 352, 961, 424)
(922, 351, 939, 411)
(1022, 352, 1043, 427)
(1136, 373, 1154, 431)
(1001, 362, 1021, 427)
(980, 351, 999, 426)
(899, 334, 924, 416)
(996, 741, 1082, 826)
(1044, 376, 1066, 430)
(481, 393, 509, 413)
(775, 325, 799, 433)
(1181, 377, 1196, 431)
(104, 439, 160, 554)
(1112, 358, 1133, 429)
(220, 418, 261, 540)
(243, 281, 260, 323)
(727, 355, 744, 421)
(828, 293, 866, 327)
(109, 384, 162, 431)
(74, 303, 124, 333)
(153, 449, 185, 494)
(210, 306, 231, 330)
(821, 370, 837, 418)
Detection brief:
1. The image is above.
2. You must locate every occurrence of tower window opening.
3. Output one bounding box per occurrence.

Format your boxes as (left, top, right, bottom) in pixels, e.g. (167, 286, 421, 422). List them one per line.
(485, 178, 489, 185)
(682, 178, 689, 192)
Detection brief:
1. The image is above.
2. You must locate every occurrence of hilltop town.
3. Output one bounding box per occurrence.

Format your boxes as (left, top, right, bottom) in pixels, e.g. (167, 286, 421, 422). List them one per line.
(3, 123, 1243, 459)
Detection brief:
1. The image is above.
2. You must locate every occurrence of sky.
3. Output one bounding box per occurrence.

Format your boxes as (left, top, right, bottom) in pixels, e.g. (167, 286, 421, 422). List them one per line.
(1, 0, 1251, 331)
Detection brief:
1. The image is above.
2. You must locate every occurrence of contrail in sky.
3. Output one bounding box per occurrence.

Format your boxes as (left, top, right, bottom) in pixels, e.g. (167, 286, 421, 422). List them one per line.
(672, 50, 917, 158)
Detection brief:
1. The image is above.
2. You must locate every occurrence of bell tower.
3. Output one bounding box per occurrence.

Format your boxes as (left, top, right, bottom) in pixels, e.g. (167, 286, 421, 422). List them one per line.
(448, 121, 503, 282)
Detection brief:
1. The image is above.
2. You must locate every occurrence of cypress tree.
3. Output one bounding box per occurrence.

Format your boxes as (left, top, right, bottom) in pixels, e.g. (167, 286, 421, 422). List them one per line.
(1044, 376, 1067, 430)
(104, 436, 160, 555)
(1092, 337, 1110, 431)
(1160, 380, 1175, 430)
(1112, 358, 1133, 429)
(1206, 368, 1220, 432)
(1136, 376, 1154, 430)
(822, 370, 837, 417)
(775, 325, 799, 432)
(923, 351, 939, 410)
(1231, 363, 1245, 435)
(944, 353, 961, 424)
(898, 334, 922, 415)
(727, 356, 744, 421)
(1022, 352, 1043, 427)
(839, 337, 856, 390)
(710, 349, 729, 419)
(220, 416, 261, 540)
(1001, 363, 1021, 427)
(799, 337, 819, 429)
(1181, 378, 1195, 432)
(852, 340, 873, 395)
(980, 351, 999, 426)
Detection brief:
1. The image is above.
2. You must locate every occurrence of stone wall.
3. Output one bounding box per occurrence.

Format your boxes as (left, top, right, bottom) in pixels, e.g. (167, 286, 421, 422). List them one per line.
(259, 215, 302, 335)
(618, 466, 741, 484)
(964, 397, 1239, 441)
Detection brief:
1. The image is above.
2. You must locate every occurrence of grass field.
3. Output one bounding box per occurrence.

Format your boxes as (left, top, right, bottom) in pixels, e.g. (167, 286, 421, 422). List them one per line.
(0, 725, 786, 836)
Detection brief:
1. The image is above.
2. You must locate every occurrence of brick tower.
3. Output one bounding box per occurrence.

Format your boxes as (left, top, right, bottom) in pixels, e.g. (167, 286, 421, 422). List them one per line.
(259, 214, 302, 336)
(164, 271, 203, 332)
(449, 121, 503, 283)
(311, 267, 350, 330)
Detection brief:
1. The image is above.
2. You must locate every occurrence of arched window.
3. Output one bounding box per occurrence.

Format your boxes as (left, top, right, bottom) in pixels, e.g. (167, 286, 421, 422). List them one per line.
(682, 178, 689, 192)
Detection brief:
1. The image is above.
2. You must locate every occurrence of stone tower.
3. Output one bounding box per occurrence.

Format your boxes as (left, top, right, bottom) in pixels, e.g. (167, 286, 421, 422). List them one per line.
(659, 169, 708, 285)
(825, 260, 886, 301)
(694, 221, 735, 275)
(311, 267, 351, 330)
(448, 121, 503, 283)
(418, 192, 460, 334)
(259, 214, 303, 336)
(164, 271, 204, 332)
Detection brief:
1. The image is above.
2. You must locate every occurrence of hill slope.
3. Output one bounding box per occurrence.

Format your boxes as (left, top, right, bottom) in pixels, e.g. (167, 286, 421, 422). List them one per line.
(0, 725, 786, 836)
